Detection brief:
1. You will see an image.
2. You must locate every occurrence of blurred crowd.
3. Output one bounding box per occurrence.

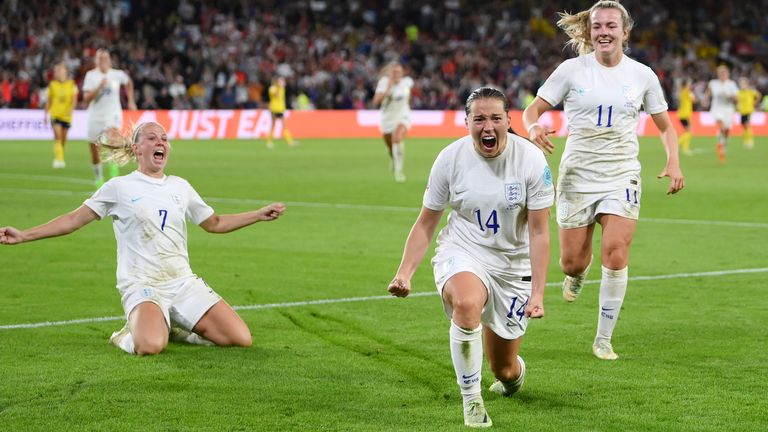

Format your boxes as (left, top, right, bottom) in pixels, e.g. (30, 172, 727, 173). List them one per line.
(2, 0, 768, 111)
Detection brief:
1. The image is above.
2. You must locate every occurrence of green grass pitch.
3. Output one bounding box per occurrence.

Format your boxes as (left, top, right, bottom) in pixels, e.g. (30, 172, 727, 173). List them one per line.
(0, 134, 766, 431)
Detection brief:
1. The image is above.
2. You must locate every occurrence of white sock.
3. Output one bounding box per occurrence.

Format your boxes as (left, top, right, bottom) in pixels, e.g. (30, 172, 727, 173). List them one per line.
(450, 320, 483, 398)
(116, 332, 135, 354)
(92, 163, 103, 181)
(392, 142, 404, 173)
(170, 327, 215, 346)
(181, 331, 214, 346)
(718, 131, 727, 147)
(596, 266, 628, 342)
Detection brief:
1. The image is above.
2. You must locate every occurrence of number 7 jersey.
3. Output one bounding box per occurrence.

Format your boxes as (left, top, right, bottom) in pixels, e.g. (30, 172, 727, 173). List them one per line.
(537, 52, 668, 193)
(423, 134, 554, 277)
(84, 171, 214, 293)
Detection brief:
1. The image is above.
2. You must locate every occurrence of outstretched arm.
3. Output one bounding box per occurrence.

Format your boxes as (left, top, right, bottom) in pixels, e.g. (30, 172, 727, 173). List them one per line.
(0, 205, 99, 245)
(199, 202, 285, 234)
(651, 111, 685, 194)
(388, 206, 444, 297)
(125, 78, 137, 110)
(524, 208, 550, 318)
(372, 88, 390, 108)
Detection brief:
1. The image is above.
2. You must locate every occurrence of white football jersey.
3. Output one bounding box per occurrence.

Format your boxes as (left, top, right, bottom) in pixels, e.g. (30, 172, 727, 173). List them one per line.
(84, 171, 215, 293)
(708, 79, 738, 112)
(83, 67, 129, 125)
(424, 133, 554, 276)
(376, 76, 413, 123)
(537, 53, 668, 193)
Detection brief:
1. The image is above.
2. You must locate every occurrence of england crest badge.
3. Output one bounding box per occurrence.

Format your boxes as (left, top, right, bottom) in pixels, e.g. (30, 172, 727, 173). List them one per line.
(505, 182, 522, 205)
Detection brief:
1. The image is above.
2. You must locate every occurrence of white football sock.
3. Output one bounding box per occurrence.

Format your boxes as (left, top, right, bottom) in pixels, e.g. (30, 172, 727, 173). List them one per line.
(392, 142, 404, 174)
(450, 320, 483, 398)
(170, 326, 216, 346)
(718, 130, 727, 147)
(596, 266, 628, 342)
(116, 332, 135, 354)
(92, 163, 103, 181)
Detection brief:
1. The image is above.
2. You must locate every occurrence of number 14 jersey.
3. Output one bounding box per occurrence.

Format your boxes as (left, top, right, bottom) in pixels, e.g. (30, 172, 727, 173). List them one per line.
(423, 134, 554, 277)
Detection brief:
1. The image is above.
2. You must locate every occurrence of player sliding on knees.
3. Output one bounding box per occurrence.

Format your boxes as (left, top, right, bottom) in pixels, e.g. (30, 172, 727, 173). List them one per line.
(389, 87, 553, 428)
(0, 121, 286, 356)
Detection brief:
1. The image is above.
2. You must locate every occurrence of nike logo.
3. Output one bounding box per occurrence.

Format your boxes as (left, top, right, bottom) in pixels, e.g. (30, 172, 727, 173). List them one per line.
(131, 197, 143, 203)
(461, 371, 480, 380)
(601, 307, 615, 311)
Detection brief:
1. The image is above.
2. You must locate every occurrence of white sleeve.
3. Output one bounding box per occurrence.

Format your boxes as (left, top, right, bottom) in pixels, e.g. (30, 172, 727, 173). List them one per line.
(536, 60, 572, 107)
(729, 81, 739, 97)
(83, 179, 119, 219)
(185, 182, 215, 225)
(117, 70, 130, 85)
(374, 77, 389, 95)
(525, 149, 555, 211)
(423, 148, 451, 211)
(82, 71, 98, 92)
(642, 70, 668, 114)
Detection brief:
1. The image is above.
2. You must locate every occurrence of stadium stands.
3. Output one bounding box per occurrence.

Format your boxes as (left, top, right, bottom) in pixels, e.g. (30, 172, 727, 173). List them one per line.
(1, 0, 766, 111)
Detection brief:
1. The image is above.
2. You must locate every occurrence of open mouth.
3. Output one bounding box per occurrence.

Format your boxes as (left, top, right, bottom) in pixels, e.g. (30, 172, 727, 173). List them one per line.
(481, 136, 497, 149)
(597, 38, 613, 48)
(153, 149, 165, 161)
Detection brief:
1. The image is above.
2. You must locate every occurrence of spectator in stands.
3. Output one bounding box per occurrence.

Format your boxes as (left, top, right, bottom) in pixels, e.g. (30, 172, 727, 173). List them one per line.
(1, 1, 766, 112)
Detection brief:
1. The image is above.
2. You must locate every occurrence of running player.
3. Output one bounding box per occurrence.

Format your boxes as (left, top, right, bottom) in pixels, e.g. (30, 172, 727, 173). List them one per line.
(266, 76, 296, 148)
(705, 65, 738, 162)
(523, 1, 685, 360)
(373, 62, 413, 183)
(677, 78, 695, 155)
(82, 49, 137, 186)
(44, 62, 78, 169)
(737, 77, 762, 149)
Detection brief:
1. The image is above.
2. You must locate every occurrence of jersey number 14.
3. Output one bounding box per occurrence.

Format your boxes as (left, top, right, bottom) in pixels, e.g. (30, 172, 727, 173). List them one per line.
(474, 209, 499, 234)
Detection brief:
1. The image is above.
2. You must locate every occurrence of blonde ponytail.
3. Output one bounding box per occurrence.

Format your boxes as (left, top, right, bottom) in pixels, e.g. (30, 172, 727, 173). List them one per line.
(95, 124, 141, 166)
(557, 10, 592, 55)
(557, 1, 634, 55)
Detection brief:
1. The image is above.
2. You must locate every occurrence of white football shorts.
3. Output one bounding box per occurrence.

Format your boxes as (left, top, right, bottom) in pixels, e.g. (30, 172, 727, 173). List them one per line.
(380, 112, 411, 134)
(557, 182, 641, 229)
(710, 108, 735, 129)
(87, 112, 123, 142)
(121, 276, 222, 331)
(432, 247, 532, 340)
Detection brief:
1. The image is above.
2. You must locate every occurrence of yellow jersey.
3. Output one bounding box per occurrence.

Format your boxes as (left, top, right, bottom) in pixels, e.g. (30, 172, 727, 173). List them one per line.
(737, 88, 759, 115)
(47, 80, 78, 123)
(677, 87, 694, 120)
(269, 84, 286, 113)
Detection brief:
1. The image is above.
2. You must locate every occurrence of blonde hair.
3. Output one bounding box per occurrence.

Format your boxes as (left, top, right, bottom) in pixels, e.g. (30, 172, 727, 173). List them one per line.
(379, 61, 402, 78)
(557, 1, 634, 55)
(96, 122, 160, 167)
